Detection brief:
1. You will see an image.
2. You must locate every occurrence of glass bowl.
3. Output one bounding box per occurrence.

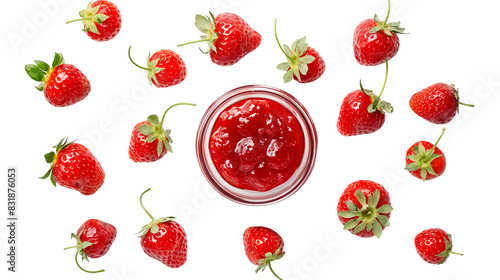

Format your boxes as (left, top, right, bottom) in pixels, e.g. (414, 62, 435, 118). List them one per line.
(196, 85, 318, 205)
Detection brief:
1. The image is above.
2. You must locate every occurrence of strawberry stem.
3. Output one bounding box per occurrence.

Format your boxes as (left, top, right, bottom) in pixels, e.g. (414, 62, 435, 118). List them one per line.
(433, 128, 446, 148)
(377, 59, 389, 99)
(140, 188, 155, 221)
(177, 38, 212, 47)
(450, 251, 464, 256)
(128, 46, 150, 71)
(274, 19, 292, 61)
(383, 0, 391, 26)
(73, 251, 104, 273)
(458, 102, 474, 107)
(268, 262, 283, 280)
(159, 103, 196, 128)
(66, 17, 92, 24)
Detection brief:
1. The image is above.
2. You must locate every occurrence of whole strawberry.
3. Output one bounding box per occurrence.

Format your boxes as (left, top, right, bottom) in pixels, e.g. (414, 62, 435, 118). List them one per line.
(353, 0, 406, 66)
(178, 12, 261, 66)
(128, 103, 195, 162)
(67, 1, 121, 41)
(25, 53, 90, 107)
(137, 188, 187, 268)
(410, 83, 474, 124)
(274, 19, 325, 83)
(337, 180, 393, 238)
(337, 60, 393, 136)
(41, 138, 105, 195)
(128, 46, 187, 88)
(243, 226, 285, 279)
(64, 219, 117, 273)
(406, 128, 447, 181)
(415, 228, 463, 264)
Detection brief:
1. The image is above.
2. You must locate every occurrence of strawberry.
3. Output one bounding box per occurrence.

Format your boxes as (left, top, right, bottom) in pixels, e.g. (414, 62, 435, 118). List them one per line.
(337, 180, 393, 238)
(40, 138, 105, 195)
(243, 226, 285, 279)
(128, 46, 187, 88)
(67, 1, 122, 42)
(274, 19, 325, 83)
(128, 103, 196, 162)
(409, 83, 474, 124)
(137, 188, 187, 268)
(25, 53, 90, 107)
(353, 0, 406, 66)
(64, 219, 117, 273)
(337, 59, 393, 136)
(414, 228, 463, 264)
(406, 128, 447, 181)
(178, 12, 261, 66)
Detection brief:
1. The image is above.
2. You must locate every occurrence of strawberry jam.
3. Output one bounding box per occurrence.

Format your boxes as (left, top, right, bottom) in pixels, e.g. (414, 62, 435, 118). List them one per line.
(209, 98, 305, 192)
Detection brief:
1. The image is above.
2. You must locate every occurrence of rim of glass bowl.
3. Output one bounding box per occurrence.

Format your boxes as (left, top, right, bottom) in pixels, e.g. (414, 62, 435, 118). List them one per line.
(196, 85, 318, 206)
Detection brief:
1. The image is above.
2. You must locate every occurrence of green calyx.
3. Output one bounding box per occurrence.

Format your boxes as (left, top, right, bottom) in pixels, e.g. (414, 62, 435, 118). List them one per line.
(25, 53, 64, 91)
(337, 189, 393, 238)
(63, 227, 104, 273)
(128, 46, 166, 86)
(136, 188, 175, 237)
(274, 19, 316, 83)
(137, 103, 196, 157)
(360, 59, 393, 114)
(406, 128, 446, 181)
(436, 234, 463, 264)
(177, 11, 218, 54)
(40, 137, 76, 186)
(66, 2, 108, 34)
(369, 0, 406, 36)
(255, 247, 285, 280)
(451, 84, 475, 113)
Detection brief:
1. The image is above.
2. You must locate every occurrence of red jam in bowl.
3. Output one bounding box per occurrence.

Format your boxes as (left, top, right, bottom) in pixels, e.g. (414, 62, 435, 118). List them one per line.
(209, 98, 305, 192)
(196, 85, 317, 205)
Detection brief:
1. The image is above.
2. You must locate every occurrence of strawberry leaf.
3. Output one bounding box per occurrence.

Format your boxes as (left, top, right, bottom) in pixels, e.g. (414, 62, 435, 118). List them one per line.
(34, 60, 50, 72)
(25, 64, 45, 82)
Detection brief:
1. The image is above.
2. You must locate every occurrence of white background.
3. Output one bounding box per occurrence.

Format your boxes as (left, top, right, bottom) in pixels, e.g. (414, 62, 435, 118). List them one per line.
(1, 0, 499, 279)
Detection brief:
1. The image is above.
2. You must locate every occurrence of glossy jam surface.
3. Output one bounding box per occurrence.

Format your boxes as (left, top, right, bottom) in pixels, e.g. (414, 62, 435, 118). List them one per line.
(209, 98, 305, 192)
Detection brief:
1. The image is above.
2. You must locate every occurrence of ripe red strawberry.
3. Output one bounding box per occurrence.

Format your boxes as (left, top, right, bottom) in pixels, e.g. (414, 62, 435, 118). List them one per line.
(353, 0, 405, 66)
(137, 188, 187, 268)
(128, 103, 196, 162)
(415, 228, 463, 264)
(337, 180, 393, 238)
(64, 219, 117, 273)
(337, 60, 393, 136)
(67, 1, 121, 42)
(178, 12, 261, 66)
(406, 128, 447, 181)
(25, 53, 90, 107)
(274, 19, 325, 83)
(128, 46, 187, 88)
(409, 83, 474, 124)
(40, 138, 105, 195)
(243, 226, 285, 279)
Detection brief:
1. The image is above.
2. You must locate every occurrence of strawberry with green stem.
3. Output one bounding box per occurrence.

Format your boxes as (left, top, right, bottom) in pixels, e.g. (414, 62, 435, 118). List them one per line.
(66, 1, 122, 42)
(409, 83, 474, 124)
(354, 0, 406, 66)
(178, 11, 261, 66)
(41, 137, 105, 195)
(243, 226, 285, 280)
(128, 46, 187, 88)
(337, 180, 393, 238)
(415, 228, 463, 264)
(63, 219, 117, 273)
(337, 59, 393, 136)
(137, 188, 188, 268)
(405, 127, 447, 181)
(274, 19, 326, 83)
(25, 53, 91, 107)
(128, 103, 196, 162)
